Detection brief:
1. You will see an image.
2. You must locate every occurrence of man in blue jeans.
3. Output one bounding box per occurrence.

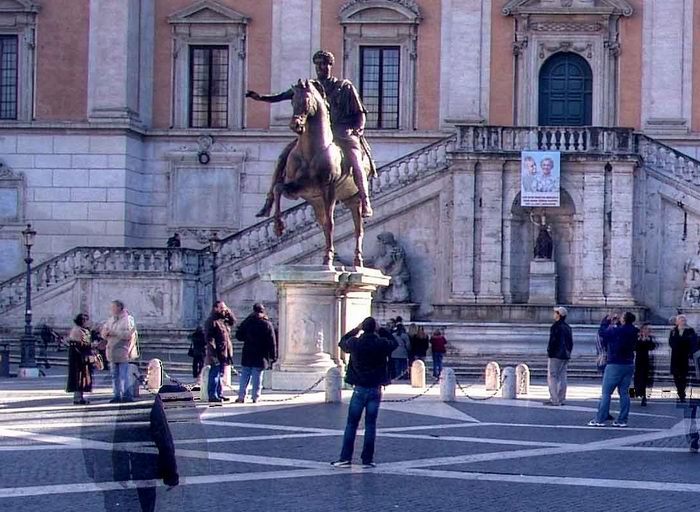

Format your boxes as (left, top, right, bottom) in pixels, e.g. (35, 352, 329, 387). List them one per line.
(589, 312, 638, 428)
(205, 301, 235, 406)
(331, 317, 397, 469)
(235, 303, 277, 403)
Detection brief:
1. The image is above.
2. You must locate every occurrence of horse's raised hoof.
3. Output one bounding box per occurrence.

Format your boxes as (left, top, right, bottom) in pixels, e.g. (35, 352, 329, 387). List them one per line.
(274, 219, 285, 237)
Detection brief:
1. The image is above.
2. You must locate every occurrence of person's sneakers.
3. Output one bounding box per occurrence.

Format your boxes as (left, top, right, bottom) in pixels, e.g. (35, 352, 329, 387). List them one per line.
(330, 460, 352, 468)
(542, 401, 559, 406)
(221, 397, 231, 402)
(362, 462, 377, 469)
(234, 398, 245, 404)
(612, 421, 627, 428)
(208, 400, 223, 407)
(587, 419, 605, 427)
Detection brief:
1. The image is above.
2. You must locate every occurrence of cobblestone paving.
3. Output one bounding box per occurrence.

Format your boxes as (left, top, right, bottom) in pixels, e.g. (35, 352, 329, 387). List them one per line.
(1, 371, 699, 511)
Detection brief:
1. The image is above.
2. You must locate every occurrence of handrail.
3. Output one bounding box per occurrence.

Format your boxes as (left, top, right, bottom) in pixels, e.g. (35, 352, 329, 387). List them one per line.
(0, 134, 457, 312)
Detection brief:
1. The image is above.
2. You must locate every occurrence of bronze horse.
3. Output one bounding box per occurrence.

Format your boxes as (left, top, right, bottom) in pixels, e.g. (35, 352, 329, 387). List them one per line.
(272, 79, 370, 267)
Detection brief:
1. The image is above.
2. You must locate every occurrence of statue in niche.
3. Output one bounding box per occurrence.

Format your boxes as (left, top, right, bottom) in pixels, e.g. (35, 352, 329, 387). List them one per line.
(530, 212, 554, 260)
(367, 232, 411, 303)
(682, 242, 700, 307)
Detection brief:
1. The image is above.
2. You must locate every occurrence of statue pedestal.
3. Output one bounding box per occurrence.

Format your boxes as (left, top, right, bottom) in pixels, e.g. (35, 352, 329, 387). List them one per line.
(679, 308, 700, 329)
(528, 259, 557, 304)
(264, 265, 390, 391)
(372, 302, 419, 323)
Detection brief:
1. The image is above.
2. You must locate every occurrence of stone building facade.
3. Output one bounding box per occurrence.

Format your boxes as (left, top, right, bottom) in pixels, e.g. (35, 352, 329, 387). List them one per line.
(3, 0, 700, 330)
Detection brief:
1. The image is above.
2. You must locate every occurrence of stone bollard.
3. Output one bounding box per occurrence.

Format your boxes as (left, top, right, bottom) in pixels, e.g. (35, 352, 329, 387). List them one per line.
(411, 360, 426, 388)
(501, 366, 517, 399)
(325, 367, 343, 403)
(440, 367, 456, 402)
(485, 361, 501, 391)
(147, 358, 163, 391)
(516, 363, 531, 395)
(199, 365, 210, 401)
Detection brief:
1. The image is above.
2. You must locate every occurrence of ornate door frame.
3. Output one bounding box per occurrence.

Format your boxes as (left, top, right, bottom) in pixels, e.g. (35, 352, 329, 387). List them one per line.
(503, 0, 633, 127)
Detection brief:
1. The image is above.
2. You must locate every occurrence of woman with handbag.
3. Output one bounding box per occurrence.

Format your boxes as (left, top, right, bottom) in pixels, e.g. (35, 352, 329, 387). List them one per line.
(66, 313, 94, 405)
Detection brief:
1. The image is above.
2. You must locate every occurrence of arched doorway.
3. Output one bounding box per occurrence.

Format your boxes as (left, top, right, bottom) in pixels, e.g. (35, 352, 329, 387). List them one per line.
(538, 53, 592, 126)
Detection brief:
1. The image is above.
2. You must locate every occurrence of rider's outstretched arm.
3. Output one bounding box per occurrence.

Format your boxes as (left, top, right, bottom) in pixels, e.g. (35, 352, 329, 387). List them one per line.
(247, 89, 294, 103)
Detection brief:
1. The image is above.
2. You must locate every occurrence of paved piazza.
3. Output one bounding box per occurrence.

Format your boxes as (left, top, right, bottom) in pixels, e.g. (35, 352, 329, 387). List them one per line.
(1, 373, 700, 512)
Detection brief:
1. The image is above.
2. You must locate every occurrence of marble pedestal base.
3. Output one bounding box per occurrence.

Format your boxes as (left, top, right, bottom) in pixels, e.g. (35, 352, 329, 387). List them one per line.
(264, 265, 390, 391)
(528, 259, 557, 305)
(679, 308, 700, 329)
(372, 302, 419, 323)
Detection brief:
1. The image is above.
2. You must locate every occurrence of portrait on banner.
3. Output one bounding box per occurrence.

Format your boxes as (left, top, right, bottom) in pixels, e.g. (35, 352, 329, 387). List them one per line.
(520, 151, 561, 207)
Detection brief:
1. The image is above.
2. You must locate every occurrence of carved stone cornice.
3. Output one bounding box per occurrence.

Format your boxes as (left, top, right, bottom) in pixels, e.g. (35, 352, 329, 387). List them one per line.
(529, 21, 603, 32)
(502, 0, 633, 17)
(538, 41, 593, 59)
(340, 0, 421, 19)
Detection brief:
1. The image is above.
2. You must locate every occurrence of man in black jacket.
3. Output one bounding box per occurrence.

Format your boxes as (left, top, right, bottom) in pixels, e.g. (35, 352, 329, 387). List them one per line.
(544, 306, 574, 406)
(331, 317, 398, 469)
(235, 304, 277, 403)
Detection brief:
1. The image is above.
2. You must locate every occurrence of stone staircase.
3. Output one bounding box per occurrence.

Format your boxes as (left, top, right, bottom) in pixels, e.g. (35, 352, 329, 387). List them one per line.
(2, 126, 700, 369)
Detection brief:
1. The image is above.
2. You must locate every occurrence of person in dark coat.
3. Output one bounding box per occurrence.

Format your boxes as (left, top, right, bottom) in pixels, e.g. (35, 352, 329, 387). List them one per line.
(66, 313, 93, 405)
(634, 322, 656, 406)
(205, 301, 234, 406)
(544, 306, 574, 406)
(235, 303, 277, 403)
(669, 314, 698, 402)
(332, 317, 398, 468)
(409, 325, 430, 362)
(589, 312, 638, 427)
(188, 326, 206, 384)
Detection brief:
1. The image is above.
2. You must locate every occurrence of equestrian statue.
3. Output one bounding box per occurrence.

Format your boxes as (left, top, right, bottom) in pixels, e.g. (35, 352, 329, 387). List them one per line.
(246, 50, 376, 267)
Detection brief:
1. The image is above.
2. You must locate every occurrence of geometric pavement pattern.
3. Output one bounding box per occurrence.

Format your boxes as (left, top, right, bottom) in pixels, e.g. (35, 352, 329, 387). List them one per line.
(1, 373, 699, 512)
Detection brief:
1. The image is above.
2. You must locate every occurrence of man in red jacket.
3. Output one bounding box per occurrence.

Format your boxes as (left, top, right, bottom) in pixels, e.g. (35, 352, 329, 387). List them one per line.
(429, 329, 448, 379)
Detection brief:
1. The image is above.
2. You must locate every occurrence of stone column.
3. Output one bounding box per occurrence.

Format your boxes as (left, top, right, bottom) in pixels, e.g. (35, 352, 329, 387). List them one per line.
(87, 0, 153, 124)
(605, 161, 636, 305)
(577, 163, 606, 304)
(641, 0, 694, 134)
(264, 265, 389, 390)
(269, 0, 317, 128)
(450, 161, 476, 301)
(476, 160, 504, 303)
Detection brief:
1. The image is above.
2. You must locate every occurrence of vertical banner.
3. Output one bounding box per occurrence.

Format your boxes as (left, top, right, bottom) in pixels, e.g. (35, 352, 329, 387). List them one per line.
(520, 151, 561, 207)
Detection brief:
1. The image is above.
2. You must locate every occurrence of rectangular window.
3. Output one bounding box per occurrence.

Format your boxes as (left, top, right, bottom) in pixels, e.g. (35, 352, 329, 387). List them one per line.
(0, 35, 18, 120)
(360, 46, 400, 130)
(189, 45, 229, 129)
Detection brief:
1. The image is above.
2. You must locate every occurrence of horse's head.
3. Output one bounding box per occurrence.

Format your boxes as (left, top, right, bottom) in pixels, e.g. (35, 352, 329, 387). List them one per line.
(290, 79, 320, 134)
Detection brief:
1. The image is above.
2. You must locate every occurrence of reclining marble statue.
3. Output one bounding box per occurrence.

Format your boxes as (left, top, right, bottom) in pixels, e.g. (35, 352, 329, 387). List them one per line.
(246, 50, 377, 266)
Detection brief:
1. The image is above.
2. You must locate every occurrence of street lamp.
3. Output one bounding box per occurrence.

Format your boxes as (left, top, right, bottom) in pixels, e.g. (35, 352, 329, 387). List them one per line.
(19, 224, 38, 378)
(209, 232, 221, 307)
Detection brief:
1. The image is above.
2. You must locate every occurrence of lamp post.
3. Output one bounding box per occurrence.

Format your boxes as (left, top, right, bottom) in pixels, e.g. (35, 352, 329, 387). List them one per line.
(19, 224, 39, 378)
(209, 232, 221, 307)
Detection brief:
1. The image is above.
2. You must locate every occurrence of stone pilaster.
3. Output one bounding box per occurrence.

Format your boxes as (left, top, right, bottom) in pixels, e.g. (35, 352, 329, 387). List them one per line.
(605, 161, 636, 305)
(450, 162, 476, 301)
(87, 0, 153, 124)
(576, 163, 605, 304)
(476, 160, 504, 304)
(269, 0, 317, 128)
